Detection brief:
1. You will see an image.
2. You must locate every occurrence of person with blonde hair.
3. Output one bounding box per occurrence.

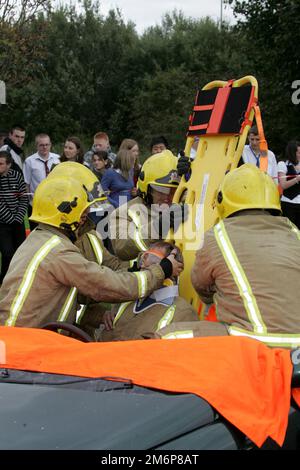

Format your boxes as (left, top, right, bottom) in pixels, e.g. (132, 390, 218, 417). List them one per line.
(119, 138, 141, 185)
(101, 145, 137, 208)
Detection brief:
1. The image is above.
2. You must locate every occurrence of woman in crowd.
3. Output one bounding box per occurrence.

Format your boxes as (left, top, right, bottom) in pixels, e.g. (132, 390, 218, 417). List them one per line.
(119, 138, 141, 186)
(91, 150, 111, 182)
(60, 136, 85, 164)
(101, 146, 136, 208)
(278, 140, 300, 229)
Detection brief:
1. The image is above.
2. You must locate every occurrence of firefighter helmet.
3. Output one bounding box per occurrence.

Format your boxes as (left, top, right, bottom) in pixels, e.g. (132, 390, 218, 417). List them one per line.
(137, 150, 180, 198)
(216, 164, 281, 219)
(29, 175, 102, 230)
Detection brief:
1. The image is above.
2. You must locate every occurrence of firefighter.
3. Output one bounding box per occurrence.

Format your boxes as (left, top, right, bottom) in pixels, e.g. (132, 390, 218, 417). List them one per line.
(156, 164, 300, 348)
(0, 174, 183, 328)
(109, 150, 188, 261)
(101, 241, 199, 341)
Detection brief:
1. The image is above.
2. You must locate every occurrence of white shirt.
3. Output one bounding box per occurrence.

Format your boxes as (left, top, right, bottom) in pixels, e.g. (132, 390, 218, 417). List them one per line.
(23, 152, 60, 201)
(278, 161, 300, 204)
(242, 145, 278, 183)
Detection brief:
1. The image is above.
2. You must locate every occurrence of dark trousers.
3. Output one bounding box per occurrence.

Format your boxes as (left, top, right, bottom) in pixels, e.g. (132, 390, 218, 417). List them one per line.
(0, 222, 26, 283)
(281, 201, 300, 229)
(27, 204, 38, 231)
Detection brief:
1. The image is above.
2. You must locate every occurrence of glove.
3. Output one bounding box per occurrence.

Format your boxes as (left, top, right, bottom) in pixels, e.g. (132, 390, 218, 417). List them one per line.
(177, 151, 191, 177)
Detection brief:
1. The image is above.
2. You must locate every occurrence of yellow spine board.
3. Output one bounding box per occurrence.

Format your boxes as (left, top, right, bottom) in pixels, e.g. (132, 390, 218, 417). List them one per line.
(170, 76, 258, 316)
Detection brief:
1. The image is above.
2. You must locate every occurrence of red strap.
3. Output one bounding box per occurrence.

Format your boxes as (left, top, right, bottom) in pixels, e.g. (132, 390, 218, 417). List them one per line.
(193, 105, 214, 111)
(207, 87, 231, 134)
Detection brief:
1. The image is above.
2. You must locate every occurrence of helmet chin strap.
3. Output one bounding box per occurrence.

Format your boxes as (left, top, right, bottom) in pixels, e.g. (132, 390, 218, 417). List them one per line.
(59, 222, 79, 242)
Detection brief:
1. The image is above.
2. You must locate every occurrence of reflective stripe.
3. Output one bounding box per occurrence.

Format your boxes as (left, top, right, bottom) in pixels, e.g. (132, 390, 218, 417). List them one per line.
(134, 271, 148, 298)
(58, 287, 78, 322)
(77, 304, 87, 324)
(156, 305, 176, 331)
(87, 233, 103, 265)
(286, 219, 300, 240)
(128, 209, 148, 252)
(229, 326, 300, 349)
(6, 236, 61, 326)
(113, 302, 132, 327)
(161, 330, 194, 339)
(214, 221, 266, 335)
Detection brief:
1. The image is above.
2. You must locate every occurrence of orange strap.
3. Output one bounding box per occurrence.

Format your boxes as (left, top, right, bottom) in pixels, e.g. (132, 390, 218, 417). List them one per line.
(254, 104, 268, 173)
(0, 326, 296, 448)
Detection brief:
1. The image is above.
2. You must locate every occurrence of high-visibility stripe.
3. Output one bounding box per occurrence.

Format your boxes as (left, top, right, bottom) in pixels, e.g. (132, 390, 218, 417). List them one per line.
(58, 287, 78, 322)
(214, 222, 266, 335)
(113, 302, 132, 327)
(77, 304, 87, 324)
(87, 233, 103, 264)
(287, 219, 300, 241)
(156, 305, 176, 331)
(229, 326, 300, 349)
(161, 330, 194, 339)
(6, 236, 61, 326)
(128, 209, 148, 252)
(134, 271, 148, 298)
(193, 104, 214, 111)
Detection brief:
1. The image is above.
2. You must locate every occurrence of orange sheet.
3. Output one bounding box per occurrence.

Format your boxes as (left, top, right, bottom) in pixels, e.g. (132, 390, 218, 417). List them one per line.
(0, 326, 297, 447)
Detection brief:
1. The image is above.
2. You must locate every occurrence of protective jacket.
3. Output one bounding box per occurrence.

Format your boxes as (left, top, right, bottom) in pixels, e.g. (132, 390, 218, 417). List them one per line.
(101, 285, 199, 341)
(191, 210, 300, 348)
(0, 224, 165, 328)
(109, 196, 155, 261)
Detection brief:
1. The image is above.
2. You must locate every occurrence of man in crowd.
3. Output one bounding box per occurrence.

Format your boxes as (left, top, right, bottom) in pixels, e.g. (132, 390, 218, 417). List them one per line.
(84, 131, 116, 168)
(0, 125, 26, 173)
(23, 133, 60, 228)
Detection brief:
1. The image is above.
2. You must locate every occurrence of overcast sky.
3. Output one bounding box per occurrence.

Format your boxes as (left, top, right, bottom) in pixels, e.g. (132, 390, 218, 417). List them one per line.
(59, 0, 235, 34)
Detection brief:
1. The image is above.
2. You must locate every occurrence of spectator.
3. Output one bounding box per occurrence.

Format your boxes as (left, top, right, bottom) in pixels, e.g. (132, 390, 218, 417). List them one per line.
(150, 135, 169, 155)
(23, 133, 60, 229)
(241, 126, 278, 183)
(278, 140, 300, 228)
(91, 150, 110, 182)
(119, 138, 140, 186)
(0, 151, 28, 283)
(84, 132, 116, 168)
(0, 124, 26, 173)
(101, 147, 136, 208)
(60, 136, 85, 164)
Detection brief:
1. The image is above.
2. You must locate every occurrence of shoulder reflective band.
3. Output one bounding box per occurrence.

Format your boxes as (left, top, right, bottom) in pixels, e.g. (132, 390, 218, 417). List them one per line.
(87, 233, 103, 264)
(161, 330, 194, 339)
(58, 287, 78, 322)
(133, 271, 148, 298)
(229, 326, 300, 349)
(128, 209, 148, 252)
(113, 301, 132, 327)
(214, 221, 267, 335)
(287, 219, 300, 241)
(6, 235, 61, 326)
(156, 305, 176, 331)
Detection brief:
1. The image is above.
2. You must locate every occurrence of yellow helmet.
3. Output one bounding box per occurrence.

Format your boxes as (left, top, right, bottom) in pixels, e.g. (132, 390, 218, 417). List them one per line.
(137, 150, 180, 197)
(29, 175, 102, 230)
(216, 164, 281, 219)
(49, 162, 107, 201)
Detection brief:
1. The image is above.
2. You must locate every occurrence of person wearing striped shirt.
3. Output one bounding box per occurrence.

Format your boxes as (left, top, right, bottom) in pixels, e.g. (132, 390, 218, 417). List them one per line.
(0, 151, 28, 283)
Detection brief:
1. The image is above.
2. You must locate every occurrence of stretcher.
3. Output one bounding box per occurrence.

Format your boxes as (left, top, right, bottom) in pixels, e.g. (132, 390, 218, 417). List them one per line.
(171, 75, 268, 316)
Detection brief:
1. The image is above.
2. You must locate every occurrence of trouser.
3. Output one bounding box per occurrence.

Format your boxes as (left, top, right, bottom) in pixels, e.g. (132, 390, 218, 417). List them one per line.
(281, 201, 300, 229)
(0, 222, 26, 283)
(155, 320, 229, 339)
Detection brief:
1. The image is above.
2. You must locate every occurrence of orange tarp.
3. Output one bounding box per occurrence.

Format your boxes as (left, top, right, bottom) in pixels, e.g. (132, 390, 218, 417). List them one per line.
(0, 326, 298, 447)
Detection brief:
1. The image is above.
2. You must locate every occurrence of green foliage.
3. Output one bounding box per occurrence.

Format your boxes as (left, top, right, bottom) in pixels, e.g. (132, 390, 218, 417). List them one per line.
(0, 0, 298, 156)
